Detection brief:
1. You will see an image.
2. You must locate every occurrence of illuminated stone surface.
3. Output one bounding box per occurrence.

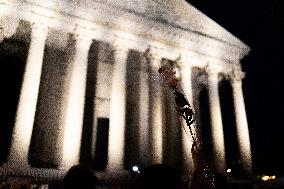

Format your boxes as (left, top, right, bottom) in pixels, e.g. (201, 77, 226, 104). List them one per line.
(5, 21, 48, 168)
(0, 0, 251, 186)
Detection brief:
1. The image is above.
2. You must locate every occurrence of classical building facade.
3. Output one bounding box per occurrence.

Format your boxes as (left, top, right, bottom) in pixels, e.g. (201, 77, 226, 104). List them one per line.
(0, 0, 252, 187)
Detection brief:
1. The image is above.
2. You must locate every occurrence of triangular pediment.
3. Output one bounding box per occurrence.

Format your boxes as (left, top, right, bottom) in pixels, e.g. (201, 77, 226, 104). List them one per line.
(94, 0, 247, 49)
(23, 0, 249, 52)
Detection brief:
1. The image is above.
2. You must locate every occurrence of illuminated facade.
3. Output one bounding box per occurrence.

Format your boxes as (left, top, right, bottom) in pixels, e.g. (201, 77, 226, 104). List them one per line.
(0, 0, 251, 187)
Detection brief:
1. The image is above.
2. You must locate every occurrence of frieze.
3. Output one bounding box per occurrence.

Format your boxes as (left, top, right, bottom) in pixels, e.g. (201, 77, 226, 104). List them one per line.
(0, 0, 249, 62)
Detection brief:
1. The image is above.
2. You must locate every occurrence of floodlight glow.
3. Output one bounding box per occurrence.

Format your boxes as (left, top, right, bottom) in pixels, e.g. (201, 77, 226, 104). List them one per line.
(261, 176, 269, 181)
(226, 168, 231, 173)
(132, 166, 139, 172)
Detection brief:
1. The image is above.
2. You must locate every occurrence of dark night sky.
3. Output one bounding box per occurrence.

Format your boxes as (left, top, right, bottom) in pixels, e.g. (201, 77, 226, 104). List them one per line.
(187, 0, 284, 175)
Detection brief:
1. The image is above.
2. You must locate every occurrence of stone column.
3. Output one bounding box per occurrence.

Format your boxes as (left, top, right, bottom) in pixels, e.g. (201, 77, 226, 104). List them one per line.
(138, 57, 150, 166)
(179, 63, 195, 176)
(6, 22, 48, 168)
(61, 33, 93, 169)
(146, 49, 163, 164)
(206, 66, 226, 173)
(230, 70, 252, 174)
(106, 43, 129, 171)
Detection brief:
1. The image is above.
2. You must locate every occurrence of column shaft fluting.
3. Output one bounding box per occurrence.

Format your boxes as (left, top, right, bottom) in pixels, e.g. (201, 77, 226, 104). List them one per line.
(207, 69, 226, 173)
(147, 53, 163, 164)
(7, 22, 48, 167)
(107, 44, 129, 170)
(61, 34, 93, 169)
(231, 77, 252, 173)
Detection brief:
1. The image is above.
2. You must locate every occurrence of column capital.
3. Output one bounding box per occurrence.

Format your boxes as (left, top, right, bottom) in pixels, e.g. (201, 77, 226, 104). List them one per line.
(175, 55, 186, 66)
(205, 64, 220, 76)
(111, 39, 131, 52)
(29, 22, 49, 43)
(176, 60, 194, 73)
(144, 47, 163, 70)
(74, 32, 93, 41)
(144, 47, 162, 60)
(0, 16, 20, 41)
(73, 25, 93, 37)
(205, 65, 220, 86)
(73, 27, 94, 46)
(32, 20, 48, 29)
(229, 69, 246, 83)
(74, 34, 93, 51)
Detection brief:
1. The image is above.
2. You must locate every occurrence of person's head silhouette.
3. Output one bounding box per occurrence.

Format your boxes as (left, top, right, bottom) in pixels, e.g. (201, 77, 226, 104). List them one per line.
(63, 165, 97, 189)
(134, 163, 183, 189)
(213, 172, 229, 189)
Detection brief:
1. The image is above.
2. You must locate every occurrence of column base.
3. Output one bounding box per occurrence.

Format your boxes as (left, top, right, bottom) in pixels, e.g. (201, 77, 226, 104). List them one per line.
(0, 161, 30, 170)
(0, 167, 134, 188)
(97, 170, 132, 188)
(0, 166, 65, 181)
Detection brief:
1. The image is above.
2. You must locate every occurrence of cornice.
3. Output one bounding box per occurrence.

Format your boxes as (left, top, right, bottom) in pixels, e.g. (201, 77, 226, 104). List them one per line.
(0, 0, 249, 63)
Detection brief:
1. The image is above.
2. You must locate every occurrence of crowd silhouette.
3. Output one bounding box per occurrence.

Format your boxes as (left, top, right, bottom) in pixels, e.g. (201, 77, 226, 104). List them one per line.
(132, 163, 184, 189)
(0, 163, 231, 189)
(59, 163, 229, 189)
(63, 165, 97, 189)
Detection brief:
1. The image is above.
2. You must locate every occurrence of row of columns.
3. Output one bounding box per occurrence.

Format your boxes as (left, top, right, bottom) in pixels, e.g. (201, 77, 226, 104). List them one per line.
(3, 20, 251, 176)
(5, 22, 95, 169)
(3, 21, 167, 171)
(178, 64, 252, 174)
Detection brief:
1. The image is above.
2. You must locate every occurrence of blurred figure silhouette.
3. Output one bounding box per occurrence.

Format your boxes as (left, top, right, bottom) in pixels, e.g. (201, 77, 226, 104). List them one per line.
(190, 140, 229, 189)
(191, 170, 229, 189)
(63, 165, 97, 189)
(133, 163, 184, 189)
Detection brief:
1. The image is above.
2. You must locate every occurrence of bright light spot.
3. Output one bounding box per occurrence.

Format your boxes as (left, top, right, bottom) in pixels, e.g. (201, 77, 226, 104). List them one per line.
(261, 176, 269, 181)
(132, 166, 139, 172)
(226, 168, 231, 173)
(259, 175, 277, 181)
